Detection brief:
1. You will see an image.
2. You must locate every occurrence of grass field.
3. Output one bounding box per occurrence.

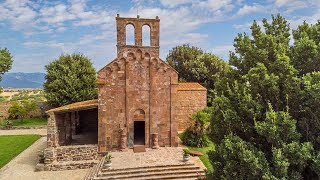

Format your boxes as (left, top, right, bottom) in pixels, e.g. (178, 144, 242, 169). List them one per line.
(0, 134, 40, 168)
(0, 117, 47, 126)
(179, 133, 215, 172)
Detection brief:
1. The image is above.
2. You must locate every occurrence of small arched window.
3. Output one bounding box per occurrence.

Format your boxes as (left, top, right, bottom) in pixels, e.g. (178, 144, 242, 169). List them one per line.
(142, 25, 151, 46)
(126, 24, 135, 45)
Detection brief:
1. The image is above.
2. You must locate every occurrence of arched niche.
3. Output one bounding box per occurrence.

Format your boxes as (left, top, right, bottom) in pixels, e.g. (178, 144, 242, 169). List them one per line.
(133, 109, 145, 120)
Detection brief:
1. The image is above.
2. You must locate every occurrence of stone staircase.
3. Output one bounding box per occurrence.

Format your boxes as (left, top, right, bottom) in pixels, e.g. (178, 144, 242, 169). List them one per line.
(85, 158, 205, 180)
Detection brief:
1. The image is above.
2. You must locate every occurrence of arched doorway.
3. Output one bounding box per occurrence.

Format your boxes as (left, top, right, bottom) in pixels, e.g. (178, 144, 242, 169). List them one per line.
(133, 109, 145, 145)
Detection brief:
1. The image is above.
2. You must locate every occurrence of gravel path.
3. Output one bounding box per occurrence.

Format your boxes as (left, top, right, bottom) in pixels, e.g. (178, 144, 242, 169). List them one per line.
(0, 137, 88, 180)
(0, 129, 47, 136)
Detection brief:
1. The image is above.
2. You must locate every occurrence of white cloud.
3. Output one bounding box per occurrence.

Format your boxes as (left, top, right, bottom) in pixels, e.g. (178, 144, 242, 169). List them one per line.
(212, 45, 234, 59)
(40, 4, 76, 24)
(275, 0, 292, 7)
(160, 0, 193, 7)
(195, 0, 234, 13)
(23, 41, 66, 50)
(288, 10, 320, 29)
(235, 4, 265, 16)
(0, 0, 37, 31)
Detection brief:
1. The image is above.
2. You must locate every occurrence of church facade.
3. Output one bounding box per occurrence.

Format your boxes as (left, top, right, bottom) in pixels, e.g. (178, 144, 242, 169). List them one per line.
(45, 15, 206, 166)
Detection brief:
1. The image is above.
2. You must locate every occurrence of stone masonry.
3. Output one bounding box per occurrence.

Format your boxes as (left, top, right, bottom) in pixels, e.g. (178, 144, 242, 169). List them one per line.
(96, 14, 207, 152)
(44, 14, 207, 170)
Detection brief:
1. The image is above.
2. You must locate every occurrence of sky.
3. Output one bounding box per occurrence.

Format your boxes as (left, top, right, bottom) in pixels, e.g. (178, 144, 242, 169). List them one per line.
(1, 0, 320, 73)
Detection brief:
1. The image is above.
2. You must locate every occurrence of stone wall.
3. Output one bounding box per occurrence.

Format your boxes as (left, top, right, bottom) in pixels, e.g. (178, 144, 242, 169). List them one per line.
(44, 144, 99, 163)
(44, 161, 97, 171)
(44, 144, 99, 171)
(175, 90, 207, 131)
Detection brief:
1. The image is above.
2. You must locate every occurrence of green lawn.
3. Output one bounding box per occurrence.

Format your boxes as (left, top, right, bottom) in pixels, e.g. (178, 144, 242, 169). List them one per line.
(0, 135, 41, 168)
(179, 133, 215, 172)
(0, 117, 47, 126)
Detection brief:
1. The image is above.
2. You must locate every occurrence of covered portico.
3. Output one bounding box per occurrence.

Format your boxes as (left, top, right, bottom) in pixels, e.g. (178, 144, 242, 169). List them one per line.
(46, 99, 98, 147)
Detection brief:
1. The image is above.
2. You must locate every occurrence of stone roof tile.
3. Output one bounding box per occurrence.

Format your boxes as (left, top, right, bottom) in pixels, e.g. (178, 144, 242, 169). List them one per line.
(46, 99, 98, 113)
(177, 83, 206, 91)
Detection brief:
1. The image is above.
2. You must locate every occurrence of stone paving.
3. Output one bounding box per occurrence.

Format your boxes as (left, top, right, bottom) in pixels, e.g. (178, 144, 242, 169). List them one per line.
(109, 147, 206, 170)
(0, 128, 47, 136)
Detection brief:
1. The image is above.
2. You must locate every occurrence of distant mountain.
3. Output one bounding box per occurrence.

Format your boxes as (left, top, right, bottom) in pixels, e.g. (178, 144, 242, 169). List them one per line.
(0, 72, 45, 88)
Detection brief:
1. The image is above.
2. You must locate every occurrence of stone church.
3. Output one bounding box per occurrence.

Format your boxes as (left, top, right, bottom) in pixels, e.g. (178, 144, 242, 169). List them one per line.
(44, 15, 206, 168)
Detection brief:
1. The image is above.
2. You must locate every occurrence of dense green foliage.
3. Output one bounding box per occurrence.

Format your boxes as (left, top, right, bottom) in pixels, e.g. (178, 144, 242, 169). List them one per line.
(166, 45, 230, 104)
(0, 135, 40, 168)
(181, 109, 211, 148)
(207, 15, 320, 179)
(8, 100, 37, 119)
(0, 48, 13, 102)
(291, 22, 320, 76)
(44, 53, 97, 107)
(0, 48, 13, 82)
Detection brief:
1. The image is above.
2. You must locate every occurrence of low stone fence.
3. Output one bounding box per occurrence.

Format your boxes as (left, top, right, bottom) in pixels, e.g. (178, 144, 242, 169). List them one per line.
(43, 144, 100, 171)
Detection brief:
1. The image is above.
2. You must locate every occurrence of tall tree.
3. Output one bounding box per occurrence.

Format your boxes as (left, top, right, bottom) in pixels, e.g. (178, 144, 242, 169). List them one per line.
(291, 21, 320, 76)
(0, 48, 13, 81)
(167, 45, 229, 104)
(44, 53, 97, 107)
(0, 48, 13, 101)
(209, 15, 319, 179)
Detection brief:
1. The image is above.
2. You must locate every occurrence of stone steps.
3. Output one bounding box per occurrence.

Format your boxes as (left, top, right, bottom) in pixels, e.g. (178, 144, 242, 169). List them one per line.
(100, 163, 195, 172)
(93, 164, 205, 180)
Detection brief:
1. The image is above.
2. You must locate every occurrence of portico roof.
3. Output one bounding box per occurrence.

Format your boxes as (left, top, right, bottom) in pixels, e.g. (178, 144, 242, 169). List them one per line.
(46, 99, 98, 113)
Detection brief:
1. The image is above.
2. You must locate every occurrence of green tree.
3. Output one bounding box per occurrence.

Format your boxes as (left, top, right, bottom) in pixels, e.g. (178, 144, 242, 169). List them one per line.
(297, 72, 320, 150)
(0, 48, 13, 102)
(44, 53, 97, 107)
(291, 21, 320, 76)
(209, 14, 319, 179)
(0, 48, 13, 81)
(166, 45, 229, 104)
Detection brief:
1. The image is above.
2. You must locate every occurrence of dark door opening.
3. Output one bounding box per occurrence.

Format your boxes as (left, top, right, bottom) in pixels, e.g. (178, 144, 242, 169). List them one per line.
(134, 121, 145, 145)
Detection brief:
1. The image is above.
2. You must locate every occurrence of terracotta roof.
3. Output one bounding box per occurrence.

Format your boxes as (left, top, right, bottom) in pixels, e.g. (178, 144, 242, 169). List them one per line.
(177, 83, 206, 91)
(46, 99, 98, 113)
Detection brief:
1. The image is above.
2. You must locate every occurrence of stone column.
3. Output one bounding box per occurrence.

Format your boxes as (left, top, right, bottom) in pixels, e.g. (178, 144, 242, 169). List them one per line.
(152, 133, 159, 149)
(47, 113, 57, 147)
(120, 128, 127, 150)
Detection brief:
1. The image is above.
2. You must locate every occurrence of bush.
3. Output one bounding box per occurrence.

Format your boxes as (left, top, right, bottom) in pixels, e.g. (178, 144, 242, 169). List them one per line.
(8, 100, 37, 119)
(181, 109, 211, 148)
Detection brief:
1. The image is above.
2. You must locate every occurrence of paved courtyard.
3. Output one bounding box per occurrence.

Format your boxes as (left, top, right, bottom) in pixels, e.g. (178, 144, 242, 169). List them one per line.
(109, 147, 205, 170)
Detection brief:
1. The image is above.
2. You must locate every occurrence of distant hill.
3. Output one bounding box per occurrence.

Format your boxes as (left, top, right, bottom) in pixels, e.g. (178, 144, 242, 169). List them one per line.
(0, 72, 45, 88)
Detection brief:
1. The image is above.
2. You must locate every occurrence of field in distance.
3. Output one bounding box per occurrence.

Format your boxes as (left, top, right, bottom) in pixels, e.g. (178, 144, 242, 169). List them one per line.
(0, 88, 45, 102)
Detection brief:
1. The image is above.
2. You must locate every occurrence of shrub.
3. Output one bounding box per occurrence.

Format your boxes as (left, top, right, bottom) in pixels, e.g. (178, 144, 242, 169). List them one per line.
(8, 100, 37, 119)
(181, 108, 211, 148)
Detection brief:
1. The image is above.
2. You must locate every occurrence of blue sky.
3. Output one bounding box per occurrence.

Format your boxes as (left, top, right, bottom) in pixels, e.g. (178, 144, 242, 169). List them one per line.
(1, 0, 320, 73)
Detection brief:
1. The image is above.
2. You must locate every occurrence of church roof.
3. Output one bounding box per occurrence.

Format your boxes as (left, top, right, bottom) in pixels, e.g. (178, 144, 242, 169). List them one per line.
(177, 83, 206, 91)
(46, 99, 98, 113)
